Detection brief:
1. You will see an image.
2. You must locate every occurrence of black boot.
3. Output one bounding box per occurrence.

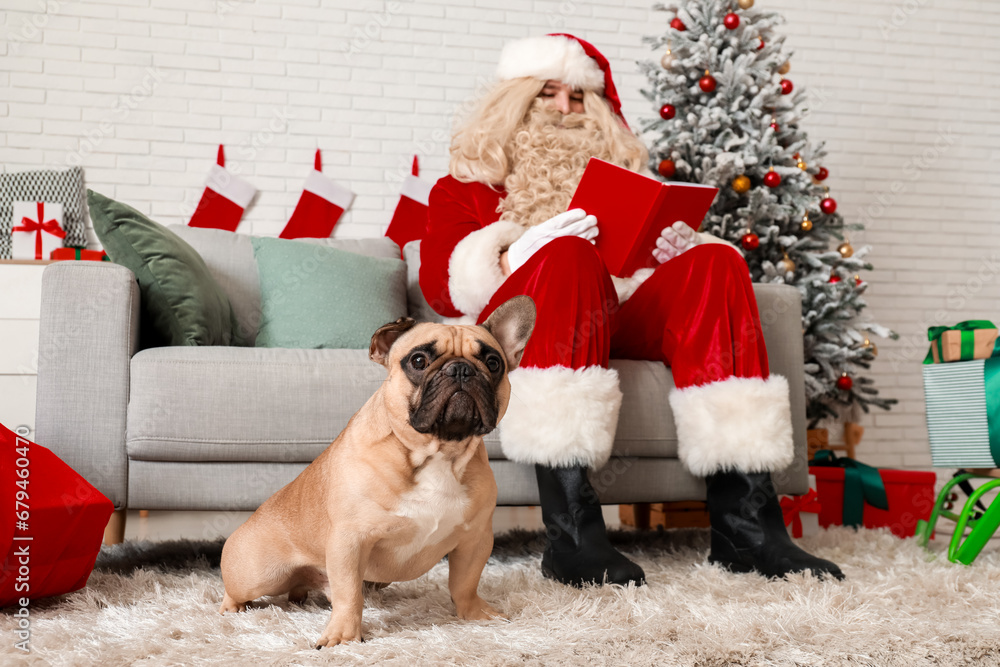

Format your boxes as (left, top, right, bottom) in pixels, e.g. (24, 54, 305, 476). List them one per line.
(706, 469, 844, 580)
(535, 464, 645, 587)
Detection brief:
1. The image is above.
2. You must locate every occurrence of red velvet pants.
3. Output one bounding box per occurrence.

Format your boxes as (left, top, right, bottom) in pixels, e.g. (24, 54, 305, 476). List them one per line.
(477, 237, 769, 389)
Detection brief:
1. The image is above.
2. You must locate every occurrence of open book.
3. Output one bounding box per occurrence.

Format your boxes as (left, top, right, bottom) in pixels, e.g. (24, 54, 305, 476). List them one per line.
(568, 158, 719, 277)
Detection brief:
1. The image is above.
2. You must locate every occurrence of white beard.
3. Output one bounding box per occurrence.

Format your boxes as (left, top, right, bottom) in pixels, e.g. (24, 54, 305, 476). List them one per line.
(498, 98, 618, 229)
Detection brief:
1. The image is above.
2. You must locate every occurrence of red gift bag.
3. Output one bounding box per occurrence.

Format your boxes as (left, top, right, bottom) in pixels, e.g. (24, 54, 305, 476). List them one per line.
(810, 466, 936, 539)
(1, 423, 113, 607)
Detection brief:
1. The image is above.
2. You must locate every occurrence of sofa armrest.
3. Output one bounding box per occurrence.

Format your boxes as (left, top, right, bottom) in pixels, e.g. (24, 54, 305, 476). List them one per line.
(752, 283, 808, 495)
(34, 263, 140, 509)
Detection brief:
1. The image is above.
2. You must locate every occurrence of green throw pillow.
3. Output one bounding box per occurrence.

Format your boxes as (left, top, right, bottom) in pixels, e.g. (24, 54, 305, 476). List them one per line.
(87, 190, 234, 347)
(251, 236, 407, 349)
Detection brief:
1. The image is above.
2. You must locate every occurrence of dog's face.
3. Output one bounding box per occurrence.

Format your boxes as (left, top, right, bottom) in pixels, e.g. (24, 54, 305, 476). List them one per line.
(369, 296, 536, 443)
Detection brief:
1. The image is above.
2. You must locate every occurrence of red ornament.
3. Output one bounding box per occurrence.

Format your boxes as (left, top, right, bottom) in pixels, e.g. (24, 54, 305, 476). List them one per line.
(769, 121, 779, 132)
(836, 374, 853, 391)
(757, 37, 765, 50)
(815, 166, 829, 181)
(699, 73, 717, 93)
(724, 12, 740, 29)
(780, 79, 794, 95)
(671, 17, 686, 31)
(763, 170, 781, 188)
(855, 275, 863, 286)
(828, 275, 842, 284)
(740, 232, 760, 251)
(659, 103, 676, 120)
(658, 159, 676, 178)
(820, 197, 837, 214)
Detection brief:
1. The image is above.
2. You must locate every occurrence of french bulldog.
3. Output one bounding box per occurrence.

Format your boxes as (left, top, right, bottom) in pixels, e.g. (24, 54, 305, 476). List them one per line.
(219, 295, 536, 649)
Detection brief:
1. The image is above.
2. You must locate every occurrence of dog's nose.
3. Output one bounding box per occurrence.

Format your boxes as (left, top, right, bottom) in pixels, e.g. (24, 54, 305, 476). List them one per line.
(442, 359, 475, 383)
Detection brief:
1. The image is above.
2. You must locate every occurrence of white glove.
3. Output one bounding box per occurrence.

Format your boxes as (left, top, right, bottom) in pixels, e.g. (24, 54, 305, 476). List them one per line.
(652, 221, 701, 264)
(506, 208, 598, 273)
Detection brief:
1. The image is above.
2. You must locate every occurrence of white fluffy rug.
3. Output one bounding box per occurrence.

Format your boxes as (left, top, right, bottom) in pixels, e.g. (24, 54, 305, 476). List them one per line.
(4, 527, 1000, 666)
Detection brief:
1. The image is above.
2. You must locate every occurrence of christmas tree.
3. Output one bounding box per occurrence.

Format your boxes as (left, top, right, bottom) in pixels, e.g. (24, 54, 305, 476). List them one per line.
(639, 0, 897, 426)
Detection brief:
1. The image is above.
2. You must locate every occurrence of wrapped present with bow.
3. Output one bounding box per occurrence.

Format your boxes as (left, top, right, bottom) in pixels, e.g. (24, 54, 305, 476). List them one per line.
(779, 474, 821, 538)
(923, 356, 1000, 468)
(924, 320, 1000, 364)
(810, 450, 936, 539)
(50, 248, 109, 262)
(11, 201, 66, 260)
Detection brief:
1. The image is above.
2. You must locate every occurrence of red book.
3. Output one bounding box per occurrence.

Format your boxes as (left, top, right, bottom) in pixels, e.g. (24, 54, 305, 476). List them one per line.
(568, 158, 719, 277)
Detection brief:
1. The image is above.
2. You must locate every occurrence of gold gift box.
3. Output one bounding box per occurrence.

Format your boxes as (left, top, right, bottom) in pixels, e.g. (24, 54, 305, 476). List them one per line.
(930, 328, 999, 363)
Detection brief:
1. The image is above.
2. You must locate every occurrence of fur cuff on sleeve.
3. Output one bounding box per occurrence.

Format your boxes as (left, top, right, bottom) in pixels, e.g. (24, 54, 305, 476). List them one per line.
(447, 220, 524, 319)
(611, 267, 656, 303)
(698, 232, 743, 256)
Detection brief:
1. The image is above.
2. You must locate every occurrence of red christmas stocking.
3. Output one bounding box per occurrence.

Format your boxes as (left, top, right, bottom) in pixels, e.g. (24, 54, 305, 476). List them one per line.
(279, 149, 355, 239)
(1, 422, 113, 607)
(385, 155, 433, 256)
(188, 145, 258, 232)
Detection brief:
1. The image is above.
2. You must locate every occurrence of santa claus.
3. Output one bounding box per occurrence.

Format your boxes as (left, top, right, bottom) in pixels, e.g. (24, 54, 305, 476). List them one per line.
(419, 33, 842, 587)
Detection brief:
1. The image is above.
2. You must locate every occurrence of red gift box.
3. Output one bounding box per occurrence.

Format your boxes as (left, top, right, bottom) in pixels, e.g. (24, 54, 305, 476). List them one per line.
(50, 248, 108, 262)
(1, 422, 113, 607)
(810, 466, 936, 539)
(568, 158, 719, 277)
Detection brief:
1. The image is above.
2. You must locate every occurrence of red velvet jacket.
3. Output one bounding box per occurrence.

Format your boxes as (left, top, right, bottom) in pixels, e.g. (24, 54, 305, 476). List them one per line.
(419, 175, 521, 319)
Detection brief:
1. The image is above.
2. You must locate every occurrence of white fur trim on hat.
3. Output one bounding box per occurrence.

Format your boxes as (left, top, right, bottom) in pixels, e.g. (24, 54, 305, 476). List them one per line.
(496, 35, 604, 91)
(447, 220, 525, 319)
(668, 374, 794, 476)
(499, 365, 622, 469)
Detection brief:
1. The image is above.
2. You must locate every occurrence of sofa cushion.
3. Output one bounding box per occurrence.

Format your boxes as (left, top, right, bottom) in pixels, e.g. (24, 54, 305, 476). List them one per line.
(89, 190, 234, 348)
(127, 346, 387, 463)
(251, 236, 407, 349)
(126, 349, 679, 464)
(169, 225, 402, 347)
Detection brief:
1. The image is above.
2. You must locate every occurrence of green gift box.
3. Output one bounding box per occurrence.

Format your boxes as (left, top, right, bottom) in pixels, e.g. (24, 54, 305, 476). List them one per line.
(923, 357, 1000, 467)
(924, 320, 999, 364)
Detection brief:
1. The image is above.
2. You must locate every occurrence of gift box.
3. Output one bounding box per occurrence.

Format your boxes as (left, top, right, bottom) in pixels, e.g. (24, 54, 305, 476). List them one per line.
(50, 248, 108, 262)
(810, 455, 936, 539)
(923, 357, 1000, 467)
(1, 422, 113, 606)
(11, 201, 65, 260)
(780, 474, 821, 538)
(925, 320, 1000, 364)
(1, 166, 87, 260)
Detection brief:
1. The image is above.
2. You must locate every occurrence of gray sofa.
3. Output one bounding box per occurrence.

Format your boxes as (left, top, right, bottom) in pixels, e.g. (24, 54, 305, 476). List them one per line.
(34, 226, 808, 529)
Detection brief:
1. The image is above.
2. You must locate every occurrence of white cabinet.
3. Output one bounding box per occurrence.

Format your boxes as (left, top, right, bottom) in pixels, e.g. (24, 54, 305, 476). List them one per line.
(0, 261, 48, 439)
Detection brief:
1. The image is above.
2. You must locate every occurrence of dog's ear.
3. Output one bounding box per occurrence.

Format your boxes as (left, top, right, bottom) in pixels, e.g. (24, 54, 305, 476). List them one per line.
(369, 317, 417, 367)
(480, 295, 536, 371)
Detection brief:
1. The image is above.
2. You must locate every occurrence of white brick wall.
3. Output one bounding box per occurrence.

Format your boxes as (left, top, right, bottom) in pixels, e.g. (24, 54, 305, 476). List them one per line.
(2, 0, 998, 468)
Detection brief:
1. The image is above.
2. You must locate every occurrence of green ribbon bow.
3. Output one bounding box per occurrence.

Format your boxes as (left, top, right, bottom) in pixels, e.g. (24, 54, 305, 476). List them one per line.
(924, 320, 998, 364)
(810, 450, 889, 527)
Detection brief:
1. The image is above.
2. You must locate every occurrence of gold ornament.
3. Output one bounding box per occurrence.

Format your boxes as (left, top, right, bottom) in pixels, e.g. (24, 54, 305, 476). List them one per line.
(778, 253, 796, 274)
(778, 61, 791, 75)
(837, 241, 854, 258)
(738, 0, 754, 8)
(797, 160, 807, 170)
(732, 175, 751, 193)
(800, 213, 813, 231)
(863, 337, 879, 358)
(660, 48, 673, 69)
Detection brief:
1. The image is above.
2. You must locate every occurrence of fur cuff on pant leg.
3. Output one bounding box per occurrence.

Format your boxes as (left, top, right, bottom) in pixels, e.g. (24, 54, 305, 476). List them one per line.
(668, 374, 794, 476)
(499, 365, 622, 469)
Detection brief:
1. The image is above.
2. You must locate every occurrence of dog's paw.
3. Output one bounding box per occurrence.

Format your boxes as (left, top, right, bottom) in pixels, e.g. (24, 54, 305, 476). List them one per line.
(456, 597, 507, 622)
(219, 593, 246, 614)
(315, 622, 364, 649)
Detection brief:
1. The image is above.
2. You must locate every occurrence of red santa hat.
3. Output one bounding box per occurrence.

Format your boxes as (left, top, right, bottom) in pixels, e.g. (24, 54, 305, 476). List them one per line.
(495, 33, 628, 128)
